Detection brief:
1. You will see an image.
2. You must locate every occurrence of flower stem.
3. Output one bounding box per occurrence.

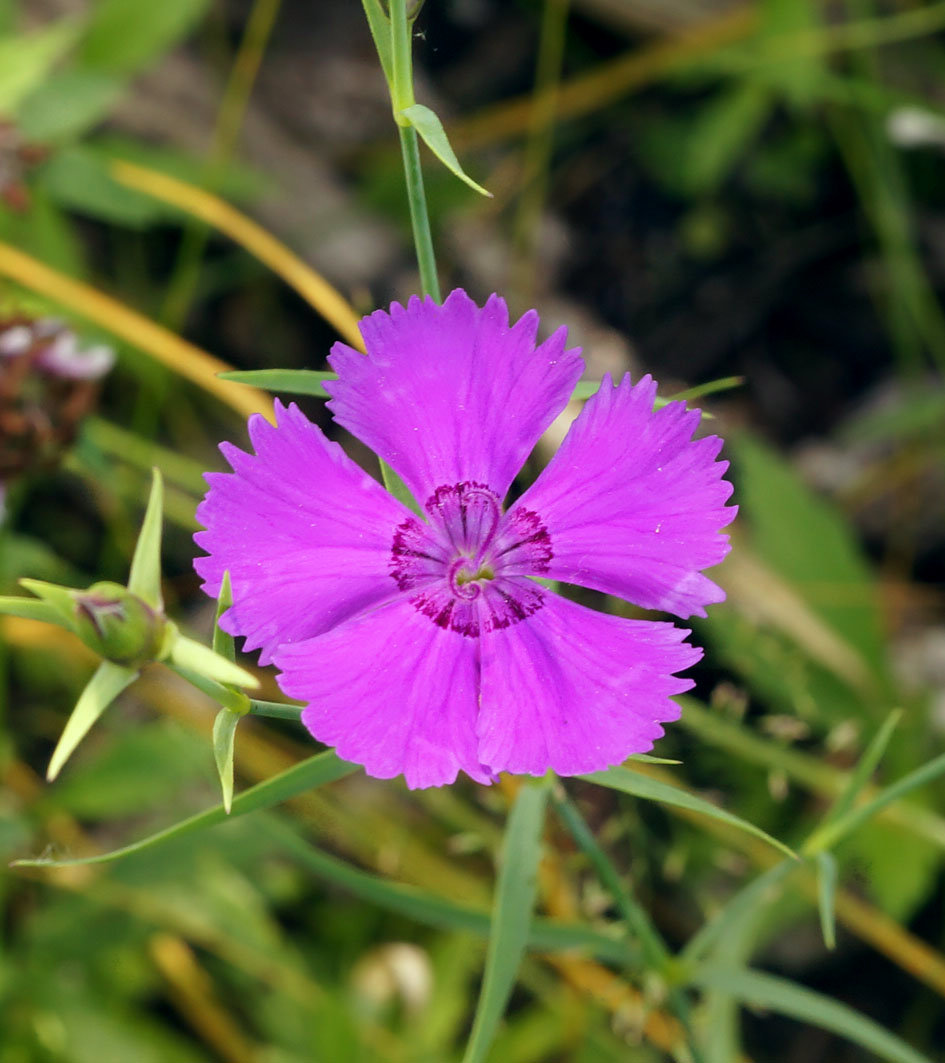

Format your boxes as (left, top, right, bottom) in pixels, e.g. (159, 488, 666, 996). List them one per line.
(389, 0, 441, 301)
(398, 124, 441, 301)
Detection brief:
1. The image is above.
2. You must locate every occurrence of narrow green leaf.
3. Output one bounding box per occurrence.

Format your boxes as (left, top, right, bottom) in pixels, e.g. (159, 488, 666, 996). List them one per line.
(0, 594, 69, 627)
(217, 368, 336, 396)
(816, 851, 838, 950)
(212, 571, 235, 662)
(169, 635, 258, 690)
(692, 967, 933, 1063)
(807, 749, 945, 856)
(361, 0, 393, 85)
(0, 21, 79, 114)
(583, 765, 796, 859)
(47, 660, 137, 781)
(14, 750, 358, 868)
(682, 859, 796, 965)
(167, 664, 250, 715)
(127, 468, 164, 610)
(552, 787, 669, 967)
(668, 375, 745, 404)
(401, 103, 493, 198)
(265, 813, 636, 966)
(212, 708, 240, 814)
(817, 709, 902, 833)
(462, 779, 550, 1063)
(18, 578, 78, 626)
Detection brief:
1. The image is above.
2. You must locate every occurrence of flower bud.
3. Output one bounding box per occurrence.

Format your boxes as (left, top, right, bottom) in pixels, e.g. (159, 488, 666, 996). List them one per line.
(72, 581, 168, 668)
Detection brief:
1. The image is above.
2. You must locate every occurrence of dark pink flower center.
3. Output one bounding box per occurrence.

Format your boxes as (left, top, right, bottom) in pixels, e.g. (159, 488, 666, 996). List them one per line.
(389, 481, 552, 637)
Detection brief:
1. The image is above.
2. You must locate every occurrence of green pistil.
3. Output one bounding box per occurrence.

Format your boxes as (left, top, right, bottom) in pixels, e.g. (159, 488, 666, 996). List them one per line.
(454, 563, 495, 587)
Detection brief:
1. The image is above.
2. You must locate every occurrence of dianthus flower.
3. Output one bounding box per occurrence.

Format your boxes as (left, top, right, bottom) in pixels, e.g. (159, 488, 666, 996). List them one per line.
(195, 290, 735, 788)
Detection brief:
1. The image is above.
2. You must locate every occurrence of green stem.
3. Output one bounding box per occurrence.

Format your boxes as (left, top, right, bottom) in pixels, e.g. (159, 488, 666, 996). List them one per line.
(398, 124, 441, 301)
(387, 0, 440, 301)
(249, 698, 305, 721)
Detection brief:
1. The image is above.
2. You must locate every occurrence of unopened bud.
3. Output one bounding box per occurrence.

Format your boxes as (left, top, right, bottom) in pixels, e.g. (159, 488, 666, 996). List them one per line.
(72, 581, 169, 668)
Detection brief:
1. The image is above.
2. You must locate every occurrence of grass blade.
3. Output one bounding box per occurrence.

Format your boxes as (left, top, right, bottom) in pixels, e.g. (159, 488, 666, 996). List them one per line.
(212, 707, 240, 814)
(816, 851, 838, 950)
(682, 859, 796, 965)
(126, 468, 164, 610)
(265, 814, 636, 965)
(823, 709, 902, 828)
(462, 779, 550, 1063)
(46, 661, 137, 781)
(693, 967, 933, 1063)
(218, 368, 337, 396)
(583, 765, 796, 859)
(14, 750, 357, 867)
(809, 750, 945, 856)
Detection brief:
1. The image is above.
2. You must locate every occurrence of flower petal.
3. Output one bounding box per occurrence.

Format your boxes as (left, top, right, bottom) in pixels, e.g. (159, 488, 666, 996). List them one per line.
(506, 374, 736, 618)
(478, 587, 699, 777)
(276, 598, 490, 789)
(327, 289, 583, 506)
(194, 401, 410, 664)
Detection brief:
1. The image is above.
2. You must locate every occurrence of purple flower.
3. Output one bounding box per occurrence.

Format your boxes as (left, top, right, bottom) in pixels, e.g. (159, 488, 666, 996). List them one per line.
(195, 290, 735, 788)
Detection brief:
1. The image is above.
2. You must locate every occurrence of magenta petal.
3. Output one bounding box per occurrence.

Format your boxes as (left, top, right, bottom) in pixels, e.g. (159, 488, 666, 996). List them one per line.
(194, 401, 410, 664)
(327, 289, 583, 506)
(478, 588, 699, 777)
(508, 374, 736, 619)
(276, 599, 490, 789)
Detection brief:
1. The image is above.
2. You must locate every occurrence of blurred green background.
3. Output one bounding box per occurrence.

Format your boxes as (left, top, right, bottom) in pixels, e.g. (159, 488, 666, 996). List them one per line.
(2, 1, 945, 1060)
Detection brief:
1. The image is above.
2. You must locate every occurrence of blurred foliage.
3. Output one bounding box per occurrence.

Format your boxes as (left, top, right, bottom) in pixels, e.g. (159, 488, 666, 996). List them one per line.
(2, 0, 945, 1061)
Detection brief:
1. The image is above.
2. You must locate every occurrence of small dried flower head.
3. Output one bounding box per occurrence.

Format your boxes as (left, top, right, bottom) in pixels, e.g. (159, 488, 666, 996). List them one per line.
(0, 314, 114, 483)
(72, 581, 169, 668)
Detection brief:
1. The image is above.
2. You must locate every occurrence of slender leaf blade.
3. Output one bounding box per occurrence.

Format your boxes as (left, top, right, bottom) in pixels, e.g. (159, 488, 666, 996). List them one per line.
(47, 660, 137, 781)
(462, 779, 550, 1063)
(583, 765, 795, 859)
(810, 750, 945, 855)
(218, 368, 336, 397)
(361, 0, 393, 84)
(0, 595, 69, 626)
(816, 851, 838, 950)
(212, 571, 235, 662)
(693, 967, 933, 1063)
(682, 859, 796, 965)
(401, 103, 493, 197)
(819, 709, 902, 832)
(170, 635, 258, 690)
(15, 750, 358, 868)
(127, 468, 164, 610)
(266, 814, 637, 965)
(212, 708, 240, 814)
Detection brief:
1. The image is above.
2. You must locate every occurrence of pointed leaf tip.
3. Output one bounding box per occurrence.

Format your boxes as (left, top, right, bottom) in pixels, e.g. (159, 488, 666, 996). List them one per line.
(47, 661, 137, 780)
(127, 468, 164, 610)
(212, 707, 240, 813)
(18, 578, 78, 627)
(171, 635, 259, 690)
(213, 572, 236, 662)
(400, 104, 493, 198)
